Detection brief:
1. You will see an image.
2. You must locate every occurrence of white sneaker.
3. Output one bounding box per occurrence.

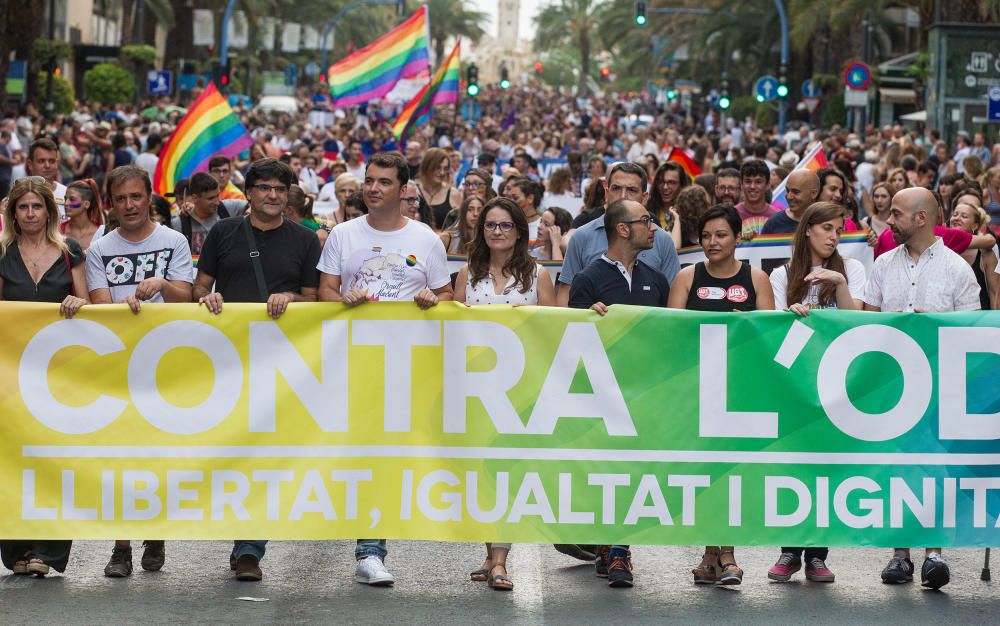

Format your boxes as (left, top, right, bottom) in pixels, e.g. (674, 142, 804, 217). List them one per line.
(355, 556, 395, 586)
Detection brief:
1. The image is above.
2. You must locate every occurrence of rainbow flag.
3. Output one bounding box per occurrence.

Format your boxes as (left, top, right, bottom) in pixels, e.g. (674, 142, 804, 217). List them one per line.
(328, 6, 430, 107)
(392, 41, 460, 142)
(770, 142, 829, 209)
(152, 83, 253, 196)
(665, 147, 702, 180)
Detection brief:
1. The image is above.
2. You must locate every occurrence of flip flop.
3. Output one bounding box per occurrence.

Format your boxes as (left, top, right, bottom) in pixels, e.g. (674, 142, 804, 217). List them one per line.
(470, 568, 490, 582)
(488, 573, 513, 591)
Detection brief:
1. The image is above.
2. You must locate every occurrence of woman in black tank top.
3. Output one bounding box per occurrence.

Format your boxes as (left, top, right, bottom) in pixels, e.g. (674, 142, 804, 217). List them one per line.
(667, 205, 774, 585)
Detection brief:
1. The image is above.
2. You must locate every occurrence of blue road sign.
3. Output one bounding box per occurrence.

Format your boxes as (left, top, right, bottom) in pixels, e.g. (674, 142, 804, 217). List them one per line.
(989, 86, 1000, 123)
(755, 75, 778, 102)
(147, 71, 172, 96)
(285, 64, 298, 86)
(460, 99, 482, 121)
(844, 62, 872, 91)
(802, 79, 821, 98)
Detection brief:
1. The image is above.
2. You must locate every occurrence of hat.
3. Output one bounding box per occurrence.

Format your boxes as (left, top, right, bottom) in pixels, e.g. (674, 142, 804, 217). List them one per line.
(97, 121, 112, 131)
(779, 150, 799, 169)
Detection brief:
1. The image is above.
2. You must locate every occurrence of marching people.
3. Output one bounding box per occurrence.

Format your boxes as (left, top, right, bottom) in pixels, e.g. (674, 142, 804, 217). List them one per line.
(86, 164, 194, 577)
(317, 151, 452, 586)
(194, 158, 322, 581)
(0, 178, 88, 578)
(439, 195, 484, 255)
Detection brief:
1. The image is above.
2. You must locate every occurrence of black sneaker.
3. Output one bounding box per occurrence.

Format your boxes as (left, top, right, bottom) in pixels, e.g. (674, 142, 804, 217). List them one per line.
(234, 555, 263, 581)
(881, 555, 914, 584)
(594, 546, 610, 578)
(921, 554, 950, 589)
(141, 541, 165, 572)
(607, 551, 634, 588)
(554, 544, 597, 561)
(104, 545, 133, 578)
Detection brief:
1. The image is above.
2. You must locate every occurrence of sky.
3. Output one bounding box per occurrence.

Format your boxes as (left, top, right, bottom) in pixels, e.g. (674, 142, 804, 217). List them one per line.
(468, 0, 542, 41)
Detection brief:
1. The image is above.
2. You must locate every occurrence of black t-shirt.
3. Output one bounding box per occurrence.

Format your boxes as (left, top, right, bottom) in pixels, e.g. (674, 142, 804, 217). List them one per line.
(760, 210, 800, 235)
(197, 217, 322, 303)
(0, 238, 84, 302)
(568, 256, 669, 309)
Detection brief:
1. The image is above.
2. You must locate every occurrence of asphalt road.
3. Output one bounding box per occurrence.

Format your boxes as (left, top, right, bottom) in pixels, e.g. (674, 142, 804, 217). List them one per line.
(1, 542, 996, 624)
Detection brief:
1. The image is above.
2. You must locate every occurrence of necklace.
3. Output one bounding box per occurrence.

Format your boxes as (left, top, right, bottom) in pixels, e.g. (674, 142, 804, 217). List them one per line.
(19, 242, 52, 272)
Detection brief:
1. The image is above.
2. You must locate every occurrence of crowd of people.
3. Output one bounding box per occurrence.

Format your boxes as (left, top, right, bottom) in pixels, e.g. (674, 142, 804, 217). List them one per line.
(1, 83, 999, 590)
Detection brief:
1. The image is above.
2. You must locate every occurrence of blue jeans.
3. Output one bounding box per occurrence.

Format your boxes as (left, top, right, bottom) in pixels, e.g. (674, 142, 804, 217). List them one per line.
(233, 540, 267, 561)
(356, 539, 387, 560)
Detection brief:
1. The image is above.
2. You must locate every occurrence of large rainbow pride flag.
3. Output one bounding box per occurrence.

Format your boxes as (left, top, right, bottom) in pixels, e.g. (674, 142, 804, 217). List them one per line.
(328, 6, 430, 107)
(770, 142, 829, 209)
(392, 41, 460, 142)
(152, 83, 253, 196)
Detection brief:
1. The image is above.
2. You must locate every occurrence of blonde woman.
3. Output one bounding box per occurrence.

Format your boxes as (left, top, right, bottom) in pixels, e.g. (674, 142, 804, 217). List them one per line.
(416, 147, 462, 228)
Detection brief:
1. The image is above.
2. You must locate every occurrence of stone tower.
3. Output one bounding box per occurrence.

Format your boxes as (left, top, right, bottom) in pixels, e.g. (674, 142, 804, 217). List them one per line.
(497, 0, 520, 44)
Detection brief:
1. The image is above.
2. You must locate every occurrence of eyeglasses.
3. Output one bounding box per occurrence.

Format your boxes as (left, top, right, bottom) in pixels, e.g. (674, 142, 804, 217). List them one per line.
(463, 181, 487, 189)
(253, 184, 288, 195)
(402, 196, 421, 204)
(484, 221, 515, 232)
(210, 167, 230, 175)
(622, 215, 654, 227)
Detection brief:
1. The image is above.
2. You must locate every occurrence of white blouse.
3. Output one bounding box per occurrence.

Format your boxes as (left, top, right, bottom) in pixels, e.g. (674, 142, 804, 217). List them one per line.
(465, 264, 541, 305)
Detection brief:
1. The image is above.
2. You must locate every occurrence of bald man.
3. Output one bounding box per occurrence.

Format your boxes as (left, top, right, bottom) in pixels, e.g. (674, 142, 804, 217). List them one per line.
(863, 189, 979, 589)
(760, 170, 819, 234)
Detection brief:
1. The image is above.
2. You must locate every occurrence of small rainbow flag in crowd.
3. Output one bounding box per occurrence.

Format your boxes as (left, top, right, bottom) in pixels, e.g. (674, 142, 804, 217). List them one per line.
(392, 41, 460, 142)
(328, 6, 430, 107)
(770, 142, 829, 209)
(665, 147, 702, 180)
(153, 83, 253, 196)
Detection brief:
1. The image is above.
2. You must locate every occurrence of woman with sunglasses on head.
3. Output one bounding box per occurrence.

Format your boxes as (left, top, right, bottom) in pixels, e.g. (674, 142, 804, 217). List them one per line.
(667, 204, 773, 586)
(454, 197, 555, 591)
(0, 178, 89, 578)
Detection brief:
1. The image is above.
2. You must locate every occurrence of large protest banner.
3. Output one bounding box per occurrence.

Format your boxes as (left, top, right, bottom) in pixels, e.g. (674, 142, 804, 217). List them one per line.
(1, 302, 998, 546)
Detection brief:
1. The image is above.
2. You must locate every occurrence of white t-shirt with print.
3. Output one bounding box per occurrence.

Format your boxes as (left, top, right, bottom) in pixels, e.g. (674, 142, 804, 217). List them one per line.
(770, 258, 867, 310)
(86, 224, 194, 302)
(317, 216, 450, 301)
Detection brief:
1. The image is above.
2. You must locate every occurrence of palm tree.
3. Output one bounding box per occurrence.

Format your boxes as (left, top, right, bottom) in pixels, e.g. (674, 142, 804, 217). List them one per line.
(425, 0, 488, 65)
(534, 0, 607, 96)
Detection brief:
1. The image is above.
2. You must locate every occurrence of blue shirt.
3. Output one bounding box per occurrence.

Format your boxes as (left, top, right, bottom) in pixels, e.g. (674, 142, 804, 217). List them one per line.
(559, 215, 680, 287)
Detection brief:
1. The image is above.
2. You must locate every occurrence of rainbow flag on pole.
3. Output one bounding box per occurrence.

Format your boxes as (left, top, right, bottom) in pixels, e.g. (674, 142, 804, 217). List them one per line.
(665, 147, 702, 181)
(770, 142, 829, 209)
(152, 83, 253, 196)
(392, 41, 460, 142)
(328, 6, 431, 107)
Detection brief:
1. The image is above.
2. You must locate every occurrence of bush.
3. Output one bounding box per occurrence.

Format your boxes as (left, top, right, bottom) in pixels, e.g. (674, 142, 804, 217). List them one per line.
(84, 63, 135, 104)
(37, 72, 75, 114)
(821, 92, 846, 128)
(121, 44, 158, 66)
(32, 38, 73, 64)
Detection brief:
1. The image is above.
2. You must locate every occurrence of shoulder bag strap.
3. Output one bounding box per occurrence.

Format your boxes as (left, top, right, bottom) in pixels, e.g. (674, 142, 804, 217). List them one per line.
(241, 217, 269, 302)
(63, 250, 75, 297)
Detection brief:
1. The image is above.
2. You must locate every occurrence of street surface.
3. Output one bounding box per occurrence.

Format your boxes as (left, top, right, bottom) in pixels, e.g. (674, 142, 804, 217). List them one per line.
(1, 542, 996, 624)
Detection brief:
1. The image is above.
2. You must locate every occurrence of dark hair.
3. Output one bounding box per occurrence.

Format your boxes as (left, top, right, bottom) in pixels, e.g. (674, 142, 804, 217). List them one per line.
(151, 194, 172, 224)
(917, 160, 938, 176)
(286, 185, 314, 219)
(900, 154, 918, 171)
(786, 201, 848, 307)
(817, 167, 847, 196)
(543, 206, 573, 235)
(245, 157, 295, 190)
(739, 159, 770, 182)
(107, 164, 152, 197)
(343, 195, 368, 217)
(468, 197, 536, 294)
(208, 155, 232, 170)
(66, 178, 105, 227)
(608, 161, 649, 192)
(368, 150, 408, 186)
(583, 177, 606, 210)
(603, 200, 633, 245)
(646, 161, 687, 220)
(189, 172, 219, 195)
(716, 168, 740, 180)
(28, 137, 58, 161)
(464, 167, 497, 201)
(697, 204, 742, 239)
(508, 177, 543, 210)
(146, 134, 162, 151)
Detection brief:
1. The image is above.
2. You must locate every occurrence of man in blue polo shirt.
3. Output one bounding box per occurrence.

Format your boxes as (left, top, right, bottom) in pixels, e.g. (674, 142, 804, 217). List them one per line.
(565, 199, 669, 590)
(557, 161, 680, 306)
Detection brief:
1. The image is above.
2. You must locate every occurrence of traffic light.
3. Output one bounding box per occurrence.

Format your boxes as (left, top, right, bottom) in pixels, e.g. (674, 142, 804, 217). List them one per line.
(600, 67, 610, 82)
(777, 64, 789, 98)
(218, 63, 231, 91)
(666, 87, 677, 100)
(720, 77, 731, 109)
(634, 1, 647, 25)
(466, 63, 479, 97)
(396, 0, 406, 17)
(500, 65, 510, 90)
(534, 61, 542, 76)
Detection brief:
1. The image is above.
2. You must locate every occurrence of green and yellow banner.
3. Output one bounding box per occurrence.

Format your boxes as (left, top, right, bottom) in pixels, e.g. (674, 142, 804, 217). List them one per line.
(1, 302, 998, 546)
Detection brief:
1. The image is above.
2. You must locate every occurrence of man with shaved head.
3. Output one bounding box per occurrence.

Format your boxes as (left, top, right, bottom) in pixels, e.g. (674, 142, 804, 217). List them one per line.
(760, 170, 819, 234)
(863, 187, 980, 589)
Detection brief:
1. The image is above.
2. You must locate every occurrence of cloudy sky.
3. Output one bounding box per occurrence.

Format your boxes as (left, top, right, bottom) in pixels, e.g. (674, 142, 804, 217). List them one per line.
(468, 0, 542, 41)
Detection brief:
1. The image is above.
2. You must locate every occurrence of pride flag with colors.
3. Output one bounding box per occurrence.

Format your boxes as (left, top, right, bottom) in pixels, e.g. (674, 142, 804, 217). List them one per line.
(665, 147, 702, 180)
(328, 6, 430, 107)
(152, 83, 253, 196)
(392, 41, 460, 142)
(770, 142, 829, 209)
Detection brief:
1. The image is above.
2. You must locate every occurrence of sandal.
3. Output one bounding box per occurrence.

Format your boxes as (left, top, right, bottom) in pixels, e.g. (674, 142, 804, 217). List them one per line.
(12, 559, 29, 575)
(487, 565, 513, 591)
(718, 551, 743, 585)
(692, 552, 721, 584)
(470, 567, 490, 582)
(27, 558, 49, 577)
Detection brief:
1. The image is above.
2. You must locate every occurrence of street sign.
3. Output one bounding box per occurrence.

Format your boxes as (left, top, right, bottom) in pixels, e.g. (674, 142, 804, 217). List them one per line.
(844, 62, 872, 91)
(989, 85, 1000, 122)
(844, 88, 869, 107)
(754, 75, 778, 102)
(802, 79, 821, 98)
(146, 71, 172, 96)
(803, 97, 821, 113)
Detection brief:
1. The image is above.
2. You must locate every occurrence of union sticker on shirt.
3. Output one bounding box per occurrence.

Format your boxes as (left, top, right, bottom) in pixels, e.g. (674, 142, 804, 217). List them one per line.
(726, 285, 749, 303)
(697, 286, 726, 300)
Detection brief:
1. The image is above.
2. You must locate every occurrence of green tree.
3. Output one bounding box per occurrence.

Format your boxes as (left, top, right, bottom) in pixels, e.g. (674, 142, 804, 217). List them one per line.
(37, 71, 75, 114)
(534, 0, 607, 96)
(426, 0, 489, 65)
(84, 63, 136, 104)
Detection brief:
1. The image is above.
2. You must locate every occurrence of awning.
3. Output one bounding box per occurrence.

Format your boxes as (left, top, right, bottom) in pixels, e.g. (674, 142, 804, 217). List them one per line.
(879, 87, 917, 104)
(900, 110, 927, 122)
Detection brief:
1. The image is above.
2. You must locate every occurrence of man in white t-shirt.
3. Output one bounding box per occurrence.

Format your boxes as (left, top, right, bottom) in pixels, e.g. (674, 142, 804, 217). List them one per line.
(317, 151, 452, 587)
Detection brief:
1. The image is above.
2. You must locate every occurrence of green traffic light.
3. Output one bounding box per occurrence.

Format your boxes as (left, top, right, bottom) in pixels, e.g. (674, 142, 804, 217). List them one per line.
(500, 79, 510, 90)
(467, 84, 479, 96)
(777, 84, 788, 97)
(719, 97, 731, 109)
(755, 94, 765, 103)
(667, 89, 676, 100)
(635, 15, 646, 25)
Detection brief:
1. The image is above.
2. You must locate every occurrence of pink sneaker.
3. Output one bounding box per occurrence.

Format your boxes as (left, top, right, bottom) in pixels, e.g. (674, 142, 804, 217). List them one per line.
(805, 557, 835, 582)
(767, 552, 802, 581)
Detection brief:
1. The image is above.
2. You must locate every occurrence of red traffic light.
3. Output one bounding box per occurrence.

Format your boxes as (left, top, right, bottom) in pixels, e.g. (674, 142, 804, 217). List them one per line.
(600, 67, 610, 77)
(534, 61, 542, 75)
